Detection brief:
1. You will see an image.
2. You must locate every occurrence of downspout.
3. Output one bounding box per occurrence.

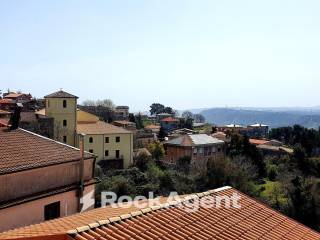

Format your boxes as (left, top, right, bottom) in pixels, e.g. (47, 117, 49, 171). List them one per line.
(78, 133, 85, 212)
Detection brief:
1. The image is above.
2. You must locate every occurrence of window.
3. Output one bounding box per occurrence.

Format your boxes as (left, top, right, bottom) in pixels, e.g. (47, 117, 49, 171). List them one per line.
(47, 100, 50, 108)
(193, 148, 197, 155)
(116, 136, 120, 143)
(105, 150, 109, 156)
(44, 201, 60, 221)
(105, 137, 109, 143)
(116, 150, 120, 158)
(63, 136, 67, 143)
(63, 119, 67, 127)
(63, 100, 67, 108)
(89, 149, 93, 153)
(89, 137, 93, 143)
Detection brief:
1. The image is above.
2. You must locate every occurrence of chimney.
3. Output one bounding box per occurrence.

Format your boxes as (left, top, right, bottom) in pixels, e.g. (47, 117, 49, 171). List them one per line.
(78, 133, 85, 212)
(9, 103, 23, 130)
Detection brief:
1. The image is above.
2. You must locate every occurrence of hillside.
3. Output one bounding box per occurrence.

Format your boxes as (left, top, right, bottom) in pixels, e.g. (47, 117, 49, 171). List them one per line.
(199, 108, 320, 129)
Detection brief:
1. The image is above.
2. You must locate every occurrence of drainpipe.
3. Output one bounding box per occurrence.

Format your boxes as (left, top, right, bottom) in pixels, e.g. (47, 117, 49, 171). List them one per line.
(78, 133, 85, 212)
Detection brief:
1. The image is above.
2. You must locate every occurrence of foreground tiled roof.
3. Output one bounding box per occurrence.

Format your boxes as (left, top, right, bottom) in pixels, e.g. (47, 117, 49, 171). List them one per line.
(1, 187, 319, 240)
(165, 134, 224, 147)
(77, 121, 131, 135)
(0, 127, 92, 174)
(44, 90, 78, 99)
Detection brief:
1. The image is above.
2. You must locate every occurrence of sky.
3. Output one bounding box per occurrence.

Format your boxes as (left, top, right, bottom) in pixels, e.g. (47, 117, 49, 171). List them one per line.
(1, 0, 320, 112)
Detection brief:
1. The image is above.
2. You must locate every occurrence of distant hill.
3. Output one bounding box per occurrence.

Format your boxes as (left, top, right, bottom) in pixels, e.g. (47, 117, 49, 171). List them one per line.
(198, 108, 320, 129)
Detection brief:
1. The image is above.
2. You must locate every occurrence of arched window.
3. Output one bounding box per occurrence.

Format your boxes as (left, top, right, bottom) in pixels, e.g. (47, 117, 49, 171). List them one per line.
(89, 137, 93, 143)
(63, 120, 67, 127)
(63, 100, 67, 108)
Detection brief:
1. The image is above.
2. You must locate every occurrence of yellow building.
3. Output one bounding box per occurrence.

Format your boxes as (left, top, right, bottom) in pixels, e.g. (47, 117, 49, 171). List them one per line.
(77, 110, 133, 168)
(41, 90, 134, 169)
(44, 90, 77, 146)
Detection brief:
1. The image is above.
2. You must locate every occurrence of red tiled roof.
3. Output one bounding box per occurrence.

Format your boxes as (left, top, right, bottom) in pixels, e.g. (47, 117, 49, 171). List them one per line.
(3, 93, 26, 99)
(0, 128, 92, 174)
(145, 124, 160, 129)
(77, 121, 131, 134)
(44, 90, 78, 99)
(0, 118, 9, 127)
(0, 110, 11, 114)
(1, 187, 319, 240)
(0, 99, 14, 104)
(249, 138, 269, 145)
(160, 117, 179, 122)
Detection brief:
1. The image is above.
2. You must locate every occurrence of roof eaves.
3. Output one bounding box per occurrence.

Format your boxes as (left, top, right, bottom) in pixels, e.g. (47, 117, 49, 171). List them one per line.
(67, 187, 233, 238)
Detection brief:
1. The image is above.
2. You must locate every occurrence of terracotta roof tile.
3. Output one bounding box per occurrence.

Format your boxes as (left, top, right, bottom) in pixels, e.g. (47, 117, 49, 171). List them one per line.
(249, 139, 269, 145)
(0, 128, 92, 174)
(44, 90, 78, 99)
(77, 121, 131, 134)
(145, 124, 160, 130)
(160, 117, 179, 122)
(1, 187, 319, 240)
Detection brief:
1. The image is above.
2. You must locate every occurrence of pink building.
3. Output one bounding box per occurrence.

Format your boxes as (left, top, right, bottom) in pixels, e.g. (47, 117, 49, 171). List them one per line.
(0, 127, 97, 232)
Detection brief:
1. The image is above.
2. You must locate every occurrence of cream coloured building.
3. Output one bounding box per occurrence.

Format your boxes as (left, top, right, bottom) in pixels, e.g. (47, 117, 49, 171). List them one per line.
(44, 90, 77, 146)
(77, 109, 133, 168)
(40, 90, 134, 169)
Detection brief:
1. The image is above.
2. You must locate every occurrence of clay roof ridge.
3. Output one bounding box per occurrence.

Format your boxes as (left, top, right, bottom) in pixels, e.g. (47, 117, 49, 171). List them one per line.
(67, 186, 232, 236)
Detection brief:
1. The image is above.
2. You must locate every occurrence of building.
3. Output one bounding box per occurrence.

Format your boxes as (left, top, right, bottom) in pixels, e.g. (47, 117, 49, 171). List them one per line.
(168, 128, 197, 139)
(114, 106, 129, 120)
(164, 134, 225, 170)
(135, 128, 156, 148)
(1, 186, 319, 240)
(38, 90, 134, 170)
(44, 90, 78, 146)
(18, 111, 54, 138)
(112, 120, 136, 131)
(156, 112, 173, 122)
(77, 110, 134, 169)
(0, 127, 96, 232)
(0, 92, 37, 111)
(247, 123, 269, 138)
(249, 138, 270, 146)
(160, 117, 179, 134)
(212, 131, 230, 142)
(144, 124, 161, 135)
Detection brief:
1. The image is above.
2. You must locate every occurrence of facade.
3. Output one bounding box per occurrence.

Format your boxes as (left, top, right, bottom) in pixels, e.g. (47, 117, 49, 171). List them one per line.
(156, 113, 173, 122)
(1, 186, 320, 240)
(0, 127, 96, 232)
(160, 117, 179, 134)
(0, 92, 36, 111)
(246, 123, 269, 138)
(19, 111, 54, 138)
(164, 134, 225, 170)
(112, 120, 137, 131)
(114, 106, 129, 120)
(135, 128, 156, 148)
(77, 110, 133, 169)
(44, 90, 78, 146)
(144, 124, 161, 134)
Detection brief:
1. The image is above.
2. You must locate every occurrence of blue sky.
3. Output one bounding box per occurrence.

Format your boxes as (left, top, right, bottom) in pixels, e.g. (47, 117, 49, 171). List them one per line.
(1, 0, 320, 111)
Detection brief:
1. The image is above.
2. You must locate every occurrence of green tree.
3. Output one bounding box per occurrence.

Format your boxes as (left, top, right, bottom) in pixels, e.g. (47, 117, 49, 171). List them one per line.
(148, 142, 165, 161)
(177, 156, 191, 174)
(150, 103, 165, 115)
